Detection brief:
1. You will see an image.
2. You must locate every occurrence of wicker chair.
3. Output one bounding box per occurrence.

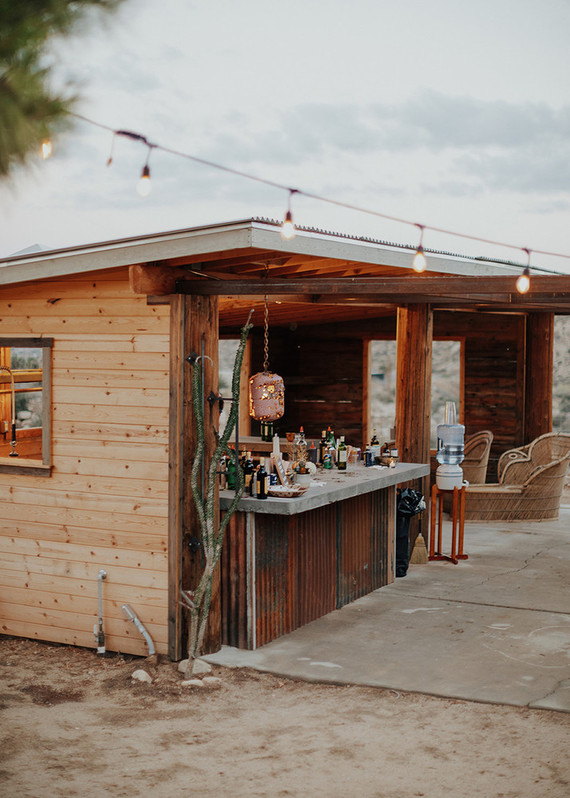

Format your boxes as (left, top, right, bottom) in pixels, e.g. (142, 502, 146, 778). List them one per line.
(464, 432, 570, 522)
(462, 430, 493, 484)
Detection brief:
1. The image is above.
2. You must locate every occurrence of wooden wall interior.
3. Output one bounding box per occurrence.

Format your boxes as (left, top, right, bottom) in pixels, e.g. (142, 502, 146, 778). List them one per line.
(0, 267, 171, 656)
(246, 309, 543, 482)
(0, 428, 43, 459)
(248, 320, 386, 447)
(0, 344, 45, 460)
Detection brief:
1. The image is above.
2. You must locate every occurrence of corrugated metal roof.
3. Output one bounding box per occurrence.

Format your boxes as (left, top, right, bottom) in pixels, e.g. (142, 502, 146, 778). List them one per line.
(0, 216, 559, 286)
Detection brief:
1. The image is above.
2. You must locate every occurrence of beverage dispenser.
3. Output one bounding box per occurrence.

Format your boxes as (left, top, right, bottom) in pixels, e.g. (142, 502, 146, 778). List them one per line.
(435, 402, 465, 490)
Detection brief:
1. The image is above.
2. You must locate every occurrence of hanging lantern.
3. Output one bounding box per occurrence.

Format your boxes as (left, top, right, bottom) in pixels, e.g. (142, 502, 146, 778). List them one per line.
(248, 281, 285, 422)
(249, 371, 285, 421)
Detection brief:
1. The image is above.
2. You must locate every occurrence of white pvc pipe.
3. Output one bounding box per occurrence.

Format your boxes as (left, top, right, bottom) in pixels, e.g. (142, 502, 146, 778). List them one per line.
(121, 604, 156, 656)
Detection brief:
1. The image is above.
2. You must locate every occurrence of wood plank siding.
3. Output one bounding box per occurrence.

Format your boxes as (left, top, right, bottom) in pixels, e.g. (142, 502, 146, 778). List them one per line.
(0, 268, 171, 656)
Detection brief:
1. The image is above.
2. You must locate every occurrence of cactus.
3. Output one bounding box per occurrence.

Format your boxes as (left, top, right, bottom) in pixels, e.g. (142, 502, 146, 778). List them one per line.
(185, 312, 253, 670)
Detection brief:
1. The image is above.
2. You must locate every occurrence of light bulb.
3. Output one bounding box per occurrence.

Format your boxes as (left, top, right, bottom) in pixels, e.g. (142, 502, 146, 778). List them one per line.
(516, 267, 530, 294)
(137, 164, 151, 197)
(412, 245, 427, 273)
(40, 139, 52, 160)
(280, 210, 295, 240)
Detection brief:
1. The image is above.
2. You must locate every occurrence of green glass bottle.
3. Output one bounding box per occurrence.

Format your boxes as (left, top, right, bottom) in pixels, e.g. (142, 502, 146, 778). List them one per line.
(226, 450, 236, 490)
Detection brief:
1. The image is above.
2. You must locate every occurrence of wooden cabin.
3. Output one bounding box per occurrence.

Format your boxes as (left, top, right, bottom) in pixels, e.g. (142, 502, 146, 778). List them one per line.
(1, 219, 568, 658)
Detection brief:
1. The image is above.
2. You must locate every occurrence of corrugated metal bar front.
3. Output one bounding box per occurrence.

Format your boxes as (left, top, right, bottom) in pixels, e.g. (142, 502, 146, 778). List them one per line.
(292, 504, 337, 632)
(221, 511, 248, 648)
(337, 493, 373, 606)
(221, 484, 396, 649)
(370, 485, 395, 590)
(255, 514, 292, 648)
(337, 487, 395, 608)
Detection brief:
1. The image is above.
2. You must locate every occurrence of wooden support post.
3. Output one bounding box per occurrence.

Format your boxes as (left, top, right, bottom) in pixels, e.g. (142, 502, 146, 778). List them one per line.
(184, 295, 220, 656)
(395, 304, 433, 546)
(168, 295, 185, 660)
(524, 312, 554, 443)
(168, 294, 220, 660)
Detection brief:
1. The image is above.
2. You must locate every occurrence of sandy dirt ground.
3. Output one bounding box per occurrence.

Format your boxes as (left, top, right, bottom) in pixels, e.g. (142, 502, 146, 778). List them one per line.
(0, 636, 569, 798)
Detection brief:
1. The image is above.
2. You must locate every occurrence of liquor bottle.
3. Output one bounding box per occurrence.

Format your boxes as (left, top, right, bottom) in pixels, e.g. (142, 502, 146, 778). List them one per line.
(243, 451, 254, 492)
(261, 420, 274, 442)
(308, 439, 318, 463)
(319, 430, 327, 464)
(226, 448, 236, 489)
(337, 435, 347, 470)
(256, 463, 268, 499)
(370, 428, 380, 446)
(296, 425, 307, 463)
(219, 454, 227, 489)
(326, 426, 335, 445)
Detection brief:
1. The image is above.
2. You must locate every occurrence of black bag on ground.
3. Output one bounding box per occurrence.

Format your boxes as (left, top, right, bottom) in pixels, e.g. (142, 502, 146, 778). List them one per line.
(396, 489, 426, 577)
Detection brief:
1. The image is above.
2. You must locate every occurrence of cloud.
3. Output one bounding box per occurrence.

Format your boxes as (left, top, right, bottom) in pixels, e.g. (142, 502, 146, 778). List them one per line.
(374, 91, 570, 150)
(456, 145, 570, 193)
(195, 90, 570, 198)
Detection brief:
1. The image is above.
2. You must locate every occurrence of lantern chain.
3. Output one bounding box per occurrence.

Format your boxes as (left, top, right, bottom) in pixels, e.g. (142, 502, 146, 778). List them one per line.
(263, 263, 270, 372)
(263, 293, 269, 372)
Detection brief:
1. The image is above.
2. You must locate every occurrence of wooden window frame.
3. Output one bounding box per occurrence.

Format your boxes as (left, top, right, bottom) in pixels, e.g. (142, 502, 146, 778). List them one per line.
(0, 337, 53, 476)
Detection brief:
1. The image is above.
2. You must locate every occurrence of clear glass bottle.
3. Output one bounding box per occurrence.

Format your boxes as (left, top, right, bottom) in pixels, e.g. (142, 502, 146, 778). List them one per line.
(337, 435, 347, 470)
(319, 429, 327, 464)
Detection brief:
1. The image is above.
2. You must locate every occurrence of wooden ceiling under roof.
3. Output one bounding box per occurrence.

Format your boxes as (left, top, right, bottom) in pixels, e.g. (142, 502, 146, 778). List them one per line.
(133, 243, 570, 331)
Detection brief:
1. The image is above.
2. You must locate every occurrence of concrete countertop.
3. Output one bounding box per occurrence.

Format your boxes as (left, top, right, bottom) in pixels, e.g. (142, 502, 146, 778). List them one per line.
(219, 462, 429, 516)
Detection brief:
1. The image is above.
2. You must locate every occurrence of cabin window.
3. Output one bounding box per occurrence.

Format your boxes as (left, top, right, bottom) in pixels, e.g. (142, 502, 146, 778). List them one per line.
(430, 340, 462, 448)
(369, 339, 462, 447)
(0, 338, 52, 473)
(219, 337, 251, 437)
(369, 340, 397, 443)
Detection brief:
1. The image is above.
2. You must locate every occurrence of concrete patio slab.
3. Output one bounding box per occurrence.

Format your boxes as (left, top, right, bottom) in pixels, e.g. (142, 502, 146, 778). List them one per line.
(206, 506, 570, 712)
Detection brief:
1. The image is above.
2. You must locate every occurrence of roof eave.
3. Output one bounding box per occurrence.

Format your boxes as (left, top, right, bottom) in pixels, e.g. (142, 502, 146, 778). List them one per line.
(0, 217, 527, 287)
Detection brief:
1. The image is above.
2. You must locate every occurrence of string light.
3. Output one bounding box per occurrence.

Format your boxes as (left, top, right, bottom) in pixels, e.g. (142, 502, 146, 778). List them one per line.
(137, 143, 152, 198)
(40, 139, 52, 160)
(137, 163, 151, 197)
(104, 128, 155, 196)
(280, 189, 298, 240)
(63, 111, 570, 276)
(412, 224, 427, 273)
(516, 248, 531, 294)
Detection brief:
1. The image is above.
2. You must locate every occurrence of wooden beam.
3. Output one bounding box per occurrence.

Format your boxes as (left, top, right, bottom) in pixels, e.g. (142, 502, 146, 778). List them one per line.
(130, 263, 188, 295)
(179, 275, 570, 298)
(395, 305, 433, 546)
(132, 266, 570, 298)
(524, 312, 554, 442)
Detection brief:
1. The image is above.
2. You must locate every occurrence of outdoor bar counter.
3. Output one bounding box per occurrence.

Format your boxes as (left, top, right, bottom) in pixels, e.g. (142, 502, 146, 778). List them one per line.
(220, 462, 429, 649)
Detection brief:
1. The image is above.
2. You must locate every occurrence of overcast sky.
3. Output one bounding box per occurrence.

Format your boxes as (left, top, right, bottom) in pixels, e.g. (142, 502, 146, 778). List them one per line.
(1, 0, 569, 273)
